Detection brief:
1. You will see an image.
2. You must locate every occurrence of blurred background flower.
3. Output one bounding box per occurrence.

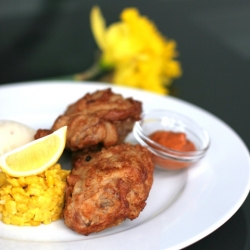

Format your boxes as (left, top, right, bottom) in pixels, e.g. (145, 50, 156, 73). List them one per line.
(75, 6, 182, 95)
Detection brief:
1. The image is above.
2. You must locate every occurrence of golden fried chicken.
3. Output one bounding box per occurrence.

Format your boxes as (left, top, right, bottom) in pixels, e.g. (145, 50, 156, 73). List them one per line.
(63, 143, 154, 235)
(35, 88, 142, 152)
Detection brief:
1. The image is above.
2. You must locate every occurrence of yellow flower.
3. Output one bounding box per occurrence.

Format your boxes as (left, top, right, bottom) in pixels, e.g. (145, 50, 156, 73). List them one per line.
(90, 6, 182, 94)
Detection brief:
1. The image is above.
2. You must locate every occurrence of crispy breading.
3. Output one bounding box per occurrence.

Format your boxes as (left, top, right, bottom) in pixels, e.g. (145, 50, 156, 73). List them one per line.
(35, 88, 142, 152)
(63, 143, 154, 235)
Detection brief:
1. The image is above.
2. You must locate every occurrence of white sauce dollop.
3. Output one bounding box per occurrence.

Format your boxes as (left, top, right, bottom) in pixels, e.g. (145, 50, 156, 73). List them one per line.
(0, 120, 35, 156)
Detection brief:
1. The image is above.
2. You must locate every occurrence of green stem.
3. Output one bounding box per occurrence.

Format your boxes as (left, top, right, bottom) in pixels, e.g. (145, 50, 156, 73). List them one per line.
(74, 61, 102, 81)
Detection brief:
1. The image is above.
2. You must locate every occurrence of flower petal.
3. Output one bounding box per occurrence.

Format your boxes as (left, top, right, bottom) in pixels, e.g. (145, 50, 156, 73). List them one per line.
(90, 6, 107, 50)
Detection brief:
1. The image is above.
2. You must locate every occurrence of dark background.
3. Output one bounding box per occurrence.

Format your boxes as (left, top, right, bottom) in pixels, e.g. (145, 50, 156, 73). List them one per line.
(1, 0, 250, 249)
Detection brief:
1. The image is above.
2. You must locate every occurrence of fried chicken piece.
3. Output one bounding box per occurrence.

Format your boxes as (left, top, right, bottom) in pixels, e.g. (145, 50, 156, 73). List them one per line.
(35, 88, 142, 152)
(63, 143, 154, 235)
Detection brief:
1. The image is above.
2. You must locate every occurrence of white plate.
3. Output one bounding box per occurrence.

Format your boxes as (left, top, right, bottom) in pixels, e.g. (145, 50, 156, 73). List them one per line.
(0, 81, 250, 250)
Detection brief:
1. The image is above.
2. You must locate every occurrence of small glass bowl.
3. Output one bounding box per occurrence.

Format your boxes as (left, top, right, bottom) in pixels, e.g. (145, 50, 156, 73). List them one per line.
(133, 109, 210, 170)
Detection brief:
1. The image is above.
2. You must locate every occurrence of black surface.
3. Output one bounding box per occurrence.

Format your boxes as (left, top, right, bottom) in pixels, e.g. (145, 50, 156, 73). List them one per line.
(1, 0, 250, 249)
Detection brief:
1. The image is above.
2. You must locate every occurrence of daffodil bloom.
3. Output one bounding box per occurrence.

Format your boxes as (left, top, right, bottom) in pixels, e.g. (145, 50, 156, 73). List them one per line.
(90, 6, 182, 94)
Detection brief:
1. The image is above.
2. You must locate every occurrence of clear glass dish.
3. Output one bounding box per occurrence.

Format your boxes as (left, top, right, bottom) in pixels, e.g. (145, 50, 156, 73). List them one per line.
(133, 109, 210, 170)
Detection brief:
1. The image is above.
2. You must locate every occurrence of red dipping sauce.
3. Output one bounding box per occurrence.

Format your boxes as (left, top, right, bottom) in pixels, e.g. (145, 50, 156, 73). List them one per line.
(149, 130, 196, 170)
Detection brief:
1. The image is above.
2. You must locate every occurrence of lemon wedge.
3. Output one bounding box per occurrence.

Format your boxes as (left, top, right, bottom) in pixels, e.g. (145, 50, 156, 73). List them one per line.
(0, 126, 67, 177)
